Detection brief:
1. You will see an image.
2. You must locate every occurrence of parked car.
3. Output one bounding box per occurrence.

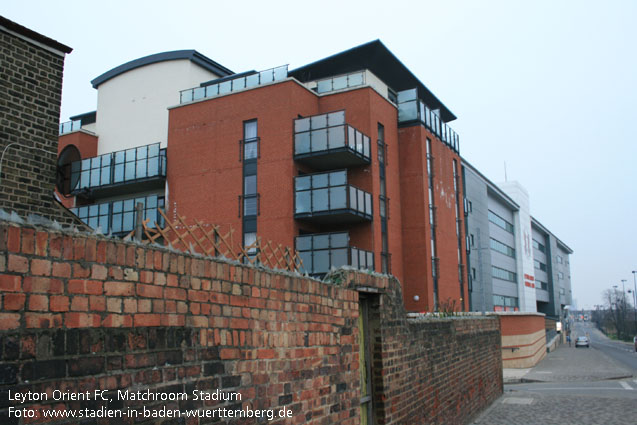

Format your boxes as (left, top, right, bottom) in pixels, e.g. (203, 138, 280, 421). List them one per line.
(575, 336, 589, 348)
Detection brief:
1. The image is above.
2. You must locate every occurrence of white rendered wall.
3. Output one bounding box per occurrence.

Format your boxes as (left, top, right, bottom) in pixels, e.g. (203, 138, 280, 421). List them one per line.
(95, 60, 221, 154)
(499, 181, 537, 312)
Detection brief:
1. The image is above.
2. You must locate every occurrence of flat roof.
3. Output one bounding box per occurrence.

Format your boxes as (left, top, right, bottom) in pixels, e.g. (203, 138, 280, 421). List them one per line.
(0, 16, 72, 54)
(91, 50, 234, 88)
(289, 40, 457, 122)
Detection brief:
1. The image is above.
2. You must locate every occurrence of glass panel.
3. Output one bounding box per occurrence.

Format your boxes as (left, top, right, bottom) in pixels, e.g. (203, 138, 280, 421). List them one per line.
(312, 173, 328, 188)
(327, 111, 345, 126)
(294, 132, 310, 154)
(260, 70, 274, 84)
(244, 141, 258, 160)
(125, 161, 136, 180)
(312, 188, 329, 212)
(365, 193, 372, 215)
(244, 197, 257, 216)
(123, 199, 134, 211)
(147, 195, 157, 208)
(331, 233, 348, 248)
(332, 75, 347, 90)
(125, 148, 136, 162)
(136, 146, 148, 159)
(330, 170, 346, 186)
(244, 121, 258, 140)
(355, 131, 364, 155)
(313, 250, 329, 274)
(206, 84, 219, 97)
(193, 87, 205, 100)
(98, 216, 109, 234)
(114, 151, 125, 164)
(136, 160, 147, 179)
(295, 191, 311, 214)
(90, 169, 100, 187)
(246, 74, 259, 88)
(233, 78, 246, 91)
(397, 88, 417, 102)
(147, 158, 158, 176)
(332, 248, 347, 268)
(112, 201, 122, 213)
(299, 251, 312, 274)
(296, 236, 312, 251)
(88, 217, 98, 229)
(350, 186, 357, 210)
(91, 157, 100, 168)
(113, 164, 124, 183)
(122, 212, 134, 232)
(367, 252, 374, 270)
(348, 72, 364, 87)
(351, 248, 359, 268)
(329, 186, 347, 210)
(358, 190, 365, 214)
(398, 101, 418, 122)
(313, 234, 329, 250)
(310, 114, 327, 130)
(218, 80, 231, 94)
(348, 126, 356, 149)
(181, 90, 193, 103)
(111, 214, 121, 233)
(295, 176, 311, 191)
(317, 79, 331, 93)
(295, 117, 310, 133)
(328, 125, 345, 148)
(244, 175, 257, 195)
(88, 204, 98, 216)
(362, 136, 370, 158)
(273, 66, 287, 81)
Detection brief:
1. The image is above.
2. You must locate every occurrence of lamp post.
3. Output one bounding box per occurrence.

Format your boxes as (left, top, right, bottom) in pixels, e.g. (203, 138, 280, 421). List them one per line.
(632, 271, 637, 333)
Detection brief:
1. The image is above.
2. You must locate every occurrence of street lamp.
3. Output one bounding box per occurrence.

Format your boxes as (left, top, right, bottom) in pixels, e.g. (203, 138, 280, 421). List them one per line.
(632, 271, 637, 333)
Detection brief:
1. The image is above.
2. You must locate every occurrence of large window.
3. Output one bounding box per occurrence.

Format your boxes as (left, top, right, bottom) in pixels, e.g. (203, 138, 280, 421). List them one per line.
(532, 238, 546, 253)
(294, 111, 370, 160)
(492, 266, 517, 282)
(296, 232, 373, 275)
(493, 295, 518, 310)
(294, 170, 372, 217)
(242, 120, 258, 217)
(490, 238, 516, 258)
(534, 259, 547, 272)
(488, 210, 514, 233)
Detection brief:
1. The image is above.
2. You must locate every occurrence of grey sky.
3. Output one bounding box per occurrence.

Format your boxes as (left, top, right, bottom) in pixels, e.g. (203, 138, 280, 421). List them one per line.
(3, 0, 636, 309)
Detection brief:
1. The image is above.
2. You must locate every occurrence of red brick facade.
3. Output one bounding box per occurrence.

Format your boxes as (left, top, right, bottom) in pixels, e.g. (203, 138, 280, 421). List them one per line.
(0, 221, 501, 424)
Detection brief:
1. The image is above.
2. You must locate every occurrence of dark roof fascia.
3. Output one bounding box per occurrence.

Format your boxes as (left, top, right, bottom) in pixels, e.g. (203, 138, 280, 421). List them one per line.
(289, 40, 457, 122)
(91, 50, 234, 88)
(461, 157, 520, 210)
(69, 111, 97, 125)
(0, 16, 72, 54)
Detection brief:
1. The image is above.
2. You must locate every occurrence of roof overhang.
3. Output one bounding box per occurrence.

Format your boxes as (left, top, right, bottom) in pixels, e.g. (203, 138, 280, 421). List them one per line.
(289, 40, 457, 122)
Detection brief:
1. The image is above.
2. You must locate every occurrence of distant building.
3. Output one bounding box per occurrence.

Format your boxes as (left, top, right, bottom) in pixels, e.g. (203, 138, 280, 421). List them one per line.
(463, 160, 573, 318)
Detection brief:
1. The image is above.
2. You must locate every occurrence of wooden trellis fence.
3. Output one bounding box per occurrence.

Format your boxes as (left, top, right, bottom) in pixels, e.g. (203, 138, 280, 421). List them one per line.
(128, 209, 303, 273)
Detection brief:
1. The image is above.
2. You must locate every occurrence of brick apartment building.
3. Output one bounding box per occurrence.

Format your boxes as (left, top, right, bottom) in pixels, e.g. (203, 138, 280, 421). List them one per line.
(57, 41, 468, 312)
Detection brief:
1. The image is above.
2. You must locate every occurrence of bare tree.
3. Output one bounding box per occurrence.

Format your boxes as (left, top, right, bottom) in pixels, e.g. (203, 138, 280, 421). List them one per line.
(601, 288, 634, 340)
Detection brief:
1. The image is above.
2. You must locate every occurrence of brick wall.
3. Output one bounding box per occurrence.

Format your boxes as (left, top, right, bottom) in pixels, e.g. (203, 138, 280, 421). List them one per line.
(0, 221, 502, 424)
(0, 21, 74, 224)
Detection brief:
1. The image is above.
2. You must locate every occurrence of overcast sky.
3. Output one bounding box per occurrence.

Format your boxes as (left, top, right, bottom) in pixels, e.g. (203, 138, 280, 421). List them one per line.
(3, 0, 636, 309)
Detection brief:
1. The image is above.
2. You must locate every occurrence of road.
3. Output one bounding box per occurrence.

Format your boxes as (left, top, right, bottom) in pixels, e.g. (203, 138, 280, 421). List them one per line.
(574, 321, 637, 373)
(472, 321, 637, 425)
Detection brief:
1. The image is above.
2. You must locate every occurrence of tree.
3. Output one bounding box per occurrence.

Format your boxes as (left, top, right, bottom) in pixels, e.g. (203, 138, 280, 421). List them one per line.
(601, 288, 634, 340)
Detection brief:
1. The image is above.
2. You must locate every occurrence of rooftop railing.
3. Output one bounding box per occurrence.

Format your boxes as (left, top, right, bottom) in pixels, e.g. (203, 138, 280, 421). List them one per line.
(59, 119, 82, 135)
(180, 65, 288, 104)
(314, 71, 366, 94)
(397, 88, 460, 153)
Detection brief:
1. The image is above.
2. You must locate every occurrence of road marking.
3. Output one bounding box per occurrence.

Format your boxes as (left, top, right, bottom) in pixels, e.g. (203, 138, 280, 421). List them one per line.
(502, 397, 534, 405)
(521, 387, 619, 391)
(619, 381, 633, 390)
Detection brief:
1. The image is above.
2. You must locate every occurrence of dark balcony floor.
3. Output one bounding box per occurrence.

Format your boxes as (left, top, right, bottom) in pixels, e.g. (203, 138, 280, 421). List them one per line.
(294, 148, 369, 171)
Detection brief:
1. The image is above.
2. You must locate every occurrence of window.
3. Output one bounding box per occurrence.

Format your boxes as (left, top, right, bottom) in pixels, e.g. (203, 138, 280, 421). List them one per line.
(490, 238, 515, 258)
(243, 120, 258, 160)
(488, 210, 514, 233)
(493, 295, 518, 309)
(532, 238, 546, 253)
(244, 232, 257, 255)
(558, 272, 564, 280)
(536, 280, 548, 290)
(492, 266, 517, 282)
(534, 259, 547, 272)
(556, 255, 563, 264)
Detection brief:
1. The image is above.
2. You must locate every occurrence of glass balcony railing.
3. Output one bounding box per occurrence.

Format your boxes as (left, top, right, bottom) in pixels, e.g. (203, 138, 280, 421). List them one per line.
(397, 88, 460, 153)
(64, 143, 166, 195)
(294, 111, 371, 169)
(294, 170, 372, 222)
(71, 194, 165, 235)
(296, 231, 374, 276)
(180, 65, 288, 104)
(314, 71, 365, 94)
(59, 119, 82, 135)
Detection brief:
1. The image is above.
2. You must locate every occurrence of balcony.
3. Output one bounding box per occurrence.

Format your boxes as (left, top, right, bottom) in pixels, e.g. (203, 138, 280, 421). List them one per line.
(294, 111, 371, 170)
(294, 170, 372, 224)
(63, 143, 166, 199)
(397, 88, 460, 153)
(71, 194, 165, 236)
(296, 232, 374, 276)
(59, 119, 82, 135)
(180, 65, 288, 104)
(313, 71, 366, 94)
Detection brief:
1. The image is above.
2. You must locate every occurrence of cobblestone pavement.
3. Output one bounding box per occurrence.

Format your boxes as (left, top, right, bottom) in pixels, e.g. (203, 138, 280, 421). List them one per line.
(471, 389, 637, 425)
(476, 341, 637, 424)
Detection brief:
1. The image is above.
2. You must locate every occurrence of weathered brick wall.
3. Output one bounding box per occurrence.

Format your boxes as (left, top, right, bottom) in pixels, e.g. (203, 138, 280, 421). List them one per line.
(0, 24, 74, 224)
(0, 221, 501, 424)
